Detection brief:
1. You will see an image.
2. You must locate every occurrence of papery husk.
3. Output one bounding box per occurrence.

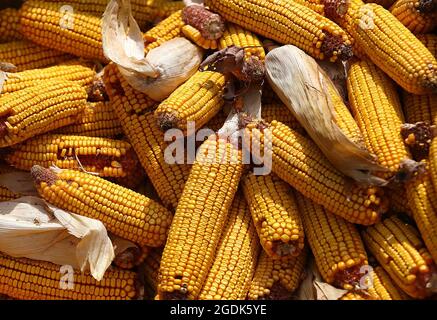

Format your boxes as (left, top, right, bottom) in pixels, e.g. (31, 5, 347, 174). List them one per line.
(102, 0, 203, 101)
(0, 70, 7, 93)
(0, 196, 115, 281)
(266, 45, 387, 186)
(318, 60, 348, 102)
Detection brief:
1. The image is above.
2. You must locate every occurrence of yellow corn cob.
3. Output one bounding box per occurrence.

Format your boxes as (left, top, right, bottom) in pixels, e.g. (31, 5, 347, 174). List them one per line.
(144, 247, 163, 298)
(6, 134, 139, 178)
(406, 167, 437, 264)
(261, 103, 303, 133)
(402, 34, 437, 125)
(41, 0, 183, 28)
(243, 119, 388, 225)
(339, 291, 372, 300)
(332, 0, 437, 94)
(367, 266, 410, 299)
(295, 193, 369, 289)
(144, 10, 184, 53)
(205, 0, 353, 62)
(0, 80, 87, 148)
(1, 62, 96, 96)
(0, 185, 20, 202)
(31, 166, 173, 247)
(364, 0, 397, 8)
(430, 140, 437, 189)
(55, 102, 123, 138)
(361, 215, 437, 298)
(241, 173, 304, 259)
(182, 25, 218, 50)
(199, 194, 260, 300)
(103, 63, 190, 210)
(0, 253, 137, 300)
(19, 1, 106, 62)
(158, 137, 243, 300)
(112, 165, 146, 190)
(247, 250, 307, 300)
(218, 23, 266, 61)
(292, 0, 326, 14)
(347, 59, 412, 180)
(0, 8, 22, 43)
(155, 70, 226, 134)
(390, 0, 436, 34)
(0, 40, 72, 72)
(388, 185, 411, 215)
(113, 246, 150, 270)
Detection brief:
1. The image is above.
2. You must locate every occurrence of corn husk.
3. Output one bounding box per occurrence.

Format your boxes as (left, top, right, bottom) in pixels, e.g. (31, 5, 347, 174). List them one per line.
(102, 0, 203, 101)
(0, 196, 117, 281)
(265, 45, 387, 186)
(0, 70, 7, 93)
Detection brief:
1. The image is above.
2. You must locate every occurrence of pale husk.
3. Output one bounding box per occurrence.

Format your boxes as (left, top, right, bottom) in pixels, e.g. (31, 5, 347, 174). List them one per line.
(266, 45, 387, 186)
(0, 70, 7, 94)
(0, 196, 115, 281)
(102, 0, 203, 101)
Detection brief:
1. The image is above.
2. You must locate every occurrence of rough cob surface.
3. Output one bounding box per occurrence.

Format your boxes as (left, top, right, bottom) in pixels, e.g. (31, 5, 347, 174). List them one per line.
(0, 8, 22, 43)
(0, 62, 96, 95)
(31, 166, 173, 247)
(205, 0, 353, 62)
(199, 194, 260, 300)
(103, 63, 190, 210)
(347, 59, 413, 180)
(247, 250, 307, 300)
(0, 253, 137, 300)
(361, 215, 437, 298)
(158, 137, 243, 300)
(6, 134, 139, 178)
(243, 119, 388, 225)
(333, 0, 437, 94)
(155, 70, 226, 134)
(55, 101, 123, 138)
(389, 0, 437, 34)
(241, 173, 304, 259)
(295, 193, 369, 289)
(19, 0, 107, 62)
(0, 40, 72, 72)
(0, 80, 87, 147)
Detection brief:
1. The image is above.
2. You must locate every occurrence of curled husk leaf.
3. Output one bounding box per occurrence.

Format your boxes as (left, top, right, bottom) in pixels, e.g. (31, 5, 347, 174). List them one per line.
(266, 45, 387, 186)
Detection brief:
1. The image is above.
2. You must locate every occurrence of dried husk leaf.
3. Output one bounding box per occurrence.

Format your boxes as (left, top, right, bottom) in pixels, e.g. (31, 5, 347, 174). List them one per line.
(266, 45, 387, 186)
(0, 196, 115, 281)
(0, 70, 7, 94)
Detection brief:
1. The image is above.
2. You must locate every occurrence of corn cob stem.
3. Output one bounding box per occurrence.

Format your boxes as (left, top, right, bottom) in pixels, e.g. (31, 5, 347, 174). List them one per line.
(31, 166, 173, 247)
(182, 5, 225, 40)
(158, 136, 243, 300)
(0, 253, 137, 300)
(199, 194, 260, 300)
(400, 122, 435, 161)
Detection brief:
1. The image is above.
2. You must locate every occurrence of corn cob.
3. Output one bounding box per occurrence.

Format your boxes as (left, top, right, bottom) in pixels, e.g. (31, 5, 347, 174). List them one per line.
(367, 265, 410, 299)
(158, 137, 243, 300)
(247, 250, 307, 300)
(0, 40, 72, 72)
(331, 0, 437, 94)
(295, 193, 369, 289)
(103, 64, 190, 210)
(243, 119, 388, 225)
(155, 71, 226, 134)
(55, 102, 123, 138)
(205, 0, 353, 62)
(0, 253, 137, 300)
(113, 246, 150, 270)
(364, 0, 397, 8)
(1, 62, 96, 96)
(0, 185, 20, 202)
(389, 0, 437, 34)
(261, 103, 303, 133)
(199, 194, 260, 300)
(6, 134, 139, 178)
(388, 185, 411, 215)
(0, 80, 87, 148)
(144, 10, 184, 53)
(42, 0, 184, 28)
(218, 23, 266, 61)
(31, 166, 173, 247)
(0, 8, 22, 43)
(347, 59, 414, 180)
(19, 1, 106, 62)
(339, 291, 372, 300)
(144, 247, 163, 298)
(292, 0, 326, 14)
(181, 25, 218, 50)
(361, 215, 437, 298)
(112, 166, 146, 190)
(417, 34, 437, 56)
(241, 173, 304, 259)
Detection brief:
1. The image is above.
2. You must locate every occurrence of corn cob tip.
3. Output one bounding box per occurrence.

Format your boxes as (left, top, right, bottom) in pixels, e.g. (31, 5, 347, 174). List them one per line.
(182, 5, 225, 40)
(30, 165, 58, 186)
(321, 32, 353, 61)
(323, 0, 350, 19)
(156, 111, 178, 132)
(417, 0, 437, 13)
(401, 122, 436, 160)
(333, 264, 367, 290)
(393, 159, 427, 182)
